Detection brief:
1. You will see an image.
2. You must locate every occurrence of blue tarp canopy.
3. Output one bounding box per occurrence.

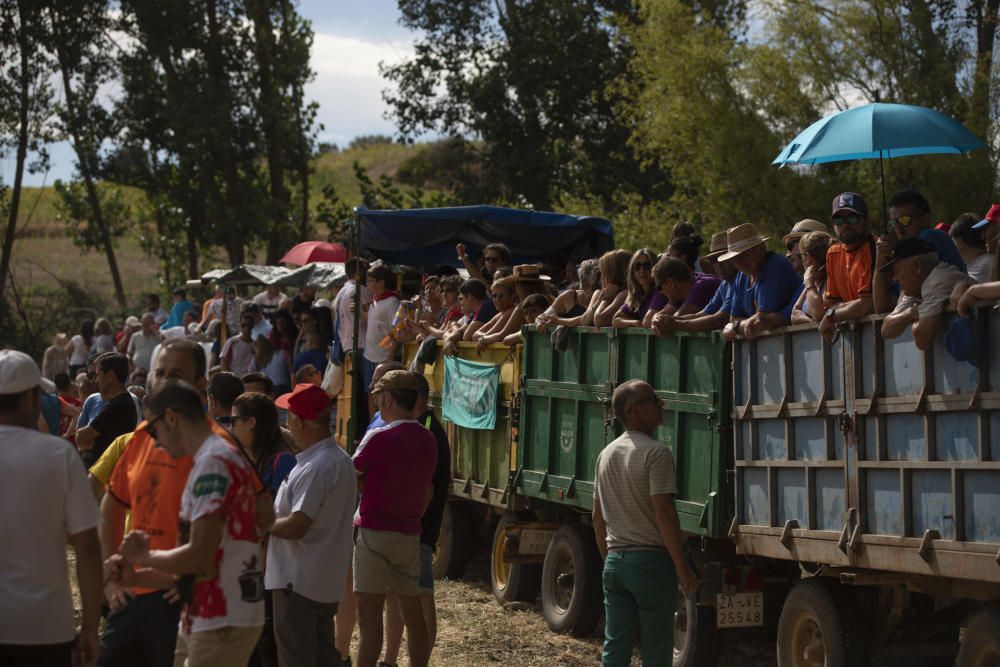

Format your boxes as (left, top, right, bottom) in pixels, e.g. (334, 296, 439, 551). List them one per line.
(356, 205, 614, 267)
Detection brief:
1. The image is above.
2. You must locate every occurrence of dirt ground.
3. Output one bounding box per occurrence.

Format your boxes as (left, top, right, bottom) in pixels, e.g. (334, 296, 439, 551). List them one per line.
(347, 550, 777, 667)
(71, 550, 777, 666)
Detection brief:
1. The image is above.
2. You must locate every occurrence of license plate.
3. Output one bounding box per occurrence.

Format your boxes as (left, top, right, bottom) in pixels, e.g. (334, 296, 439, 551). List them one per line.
(716, 592, 764, 628)
(518, 529, 555, 555)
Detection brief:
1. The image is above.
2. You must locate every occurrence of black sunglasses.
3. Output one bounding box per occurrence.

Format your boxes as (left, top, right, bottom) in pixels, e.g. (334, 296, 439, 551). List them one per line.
(633, 262, 652, 271)
(144, 412, 167, 439)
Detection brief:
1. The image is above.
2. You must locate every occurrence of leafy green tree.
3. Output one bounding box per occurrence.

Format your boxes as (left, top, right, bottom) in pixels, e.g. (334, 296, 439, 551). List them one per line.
(381, 0, 667, 211)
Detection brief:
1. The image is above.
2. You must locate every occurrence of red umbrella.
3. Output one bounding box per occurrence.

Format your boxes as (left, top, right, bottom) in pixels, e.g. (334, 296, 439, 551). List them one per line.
(280, 241, 349, 266)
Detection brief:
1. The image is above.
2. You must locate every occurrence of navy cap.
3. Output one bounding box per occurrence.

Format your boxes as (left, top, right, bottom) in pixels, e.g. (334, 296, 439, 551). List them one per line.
(831, 192, 868, 219)
(878, 237, 936, 273)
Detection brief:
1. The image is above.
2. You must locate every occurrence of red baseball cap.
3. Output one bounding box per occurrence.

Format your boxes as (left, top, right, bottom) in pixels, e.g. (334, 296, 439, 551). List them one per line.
(275, 383, 330, 420)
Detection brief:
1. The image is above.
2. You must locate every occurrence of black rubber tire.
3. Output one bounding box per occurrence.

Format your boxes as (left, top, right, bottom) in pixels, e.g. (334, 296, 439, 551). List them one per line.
(540, 523, 603, 637)
(490, 512, 542, 603)
(957, 603, 1000, 667)
(776, 578, 868, 667)
(433, 502, 479, 580)
(674, 591, 721, 667)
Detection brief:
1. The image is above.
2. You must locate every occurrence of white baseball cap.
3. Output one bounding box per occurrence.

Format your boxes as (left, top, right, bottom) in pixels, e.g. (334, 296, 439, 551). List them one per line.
(0, 350, 56, 394)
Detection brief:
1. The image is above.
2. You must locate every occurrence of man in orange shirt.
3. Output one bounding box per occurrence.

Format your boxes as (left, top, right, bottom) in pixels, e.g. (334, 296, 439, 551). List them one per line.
(818, 192, 877, 342)
(97, 339, 273, 667)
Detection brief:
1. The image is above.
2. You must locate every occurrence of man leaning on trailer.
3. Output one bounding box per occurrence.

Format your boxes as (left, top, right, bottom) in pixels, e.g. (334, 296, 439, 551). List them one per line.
(592, 380, 698, 667)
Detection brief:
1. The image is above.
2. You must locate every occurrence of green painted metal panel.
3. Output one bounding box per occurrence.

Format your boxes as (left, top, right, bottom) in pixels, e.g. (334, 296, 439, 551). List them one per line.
(517, 327, 733, 539)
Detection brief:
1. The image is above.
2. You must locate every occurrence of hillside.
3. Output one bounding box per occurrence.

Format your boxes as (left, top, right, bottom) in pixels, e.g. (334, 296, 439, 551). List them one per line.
(6, 140, 430, 307)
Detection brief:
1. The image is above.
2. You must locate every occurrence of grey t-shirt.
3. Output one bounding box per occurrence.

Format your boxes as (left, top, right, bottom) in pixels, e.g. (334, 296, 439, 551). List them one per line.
(594, 430, 678, 550)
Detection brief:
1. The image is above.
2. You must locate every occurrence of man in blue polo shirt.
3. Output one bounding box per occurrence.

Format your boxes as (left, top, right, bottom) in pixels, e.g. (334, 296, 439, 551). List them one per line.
(717, 223, 803, 340)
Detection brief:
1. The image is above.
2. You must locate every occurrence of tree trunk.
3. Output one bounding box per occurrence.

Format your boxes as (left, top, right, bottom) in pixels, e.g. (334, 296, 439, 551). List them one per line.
(251, 0, 291, 264)
(0, 25, 32, 303)
(971, 0, 1000, 137)
(187, 217, 199, 279)
(57, 66, 128, 308)
(205, 0, 247, 266)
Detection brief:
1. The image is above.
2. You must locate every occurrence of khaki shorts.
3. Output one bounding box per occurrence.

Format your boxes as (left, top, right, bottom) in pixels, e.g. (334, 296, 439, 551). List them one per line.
(353, 527, 421, 596)
(173, 625, 262, 667)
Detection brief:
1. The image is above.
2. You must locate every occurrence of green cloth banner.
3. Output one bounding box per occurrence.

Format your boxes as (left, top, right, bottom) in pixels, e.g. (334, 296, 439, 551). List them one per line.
(442, 355, 500, 430)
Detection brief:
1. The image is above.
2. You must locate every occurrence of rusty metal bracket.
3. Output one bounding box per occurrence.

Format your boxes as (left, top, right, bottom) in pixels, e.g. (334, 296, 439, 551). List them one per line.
(780, 519, 799, 549)
(847, 522, 862, 553)
(914, 385, 929, 415)
(738, 392, 753, 421)
(968, 386, 981, 411)
(813, 391, 827, 417)
(776, 392, 790, 418)
(838, 520, 851, 553)
(918, 529, 941, 562)
(462, 477, 474, 494)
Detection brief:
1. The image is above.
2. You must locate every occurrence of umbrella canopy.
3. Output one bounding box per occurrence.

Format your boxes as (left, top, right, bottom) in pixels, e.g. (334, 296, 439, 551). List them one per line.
(280, 241, 349, 266)
(773, 102, 986, 166)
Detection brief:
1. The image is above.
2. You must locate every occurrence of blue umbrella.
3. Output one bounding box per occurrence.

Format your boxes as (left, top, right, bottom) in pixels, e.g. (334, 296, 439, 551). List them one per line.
(773, 102, 987, 222)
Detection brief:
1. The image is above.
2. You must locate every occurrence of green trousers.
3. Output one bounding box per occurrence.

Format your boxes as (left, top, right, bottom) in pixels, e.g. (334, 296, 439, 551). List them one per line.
(601, 550, 678, 667)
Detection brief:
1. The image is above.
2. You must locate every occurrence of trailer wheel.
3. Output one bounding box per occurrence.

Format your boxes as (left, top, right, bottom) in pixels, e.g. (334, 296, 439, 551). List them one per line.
(491, 512, 542, 603)
(776, 578, 867, 667)
(674, 592, 721, 667)
(540, 523, 603, 637)
(957, 604, 1000, 667)
(433, 502, 478, 580)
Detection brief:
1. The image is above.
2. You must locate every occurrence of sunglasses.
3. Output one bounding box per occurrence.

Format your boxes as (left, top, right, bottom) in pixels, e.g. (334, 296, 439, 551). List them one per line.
(833, 215, 862, 226)
(484, 255, 502, 263)
(633, 262, 652, 271)
(144, 412, 167, 439)
(888, 215, 915, 230)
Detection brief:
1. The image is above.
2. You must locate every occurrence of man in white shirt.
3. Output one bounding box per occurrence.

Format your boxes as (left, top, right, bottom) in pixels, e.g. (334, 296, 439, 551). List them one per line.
(253, 285, 287, 319)
(0, 350, 102, 667)
(362, 265, 400, 391)
(267, 383, 356, 666)
(221, 314, 257, 376)
(245, 303, 273, 340)
(880, 238, 973, 350)
(334, 258, 370, 359)
(126, 312, 159, 372)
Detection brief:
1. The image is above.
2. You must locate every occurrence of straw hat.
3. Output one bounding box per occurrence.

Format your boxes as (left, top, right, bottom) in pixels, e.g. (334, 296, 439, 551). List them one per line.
(701, 232, 729, 262)
(512, 264, 551, 282)
(52, 332, 68, 346)
(782, 219, 828, 246)
(125, 315, 142, 328)
(719, 224, 769, 262)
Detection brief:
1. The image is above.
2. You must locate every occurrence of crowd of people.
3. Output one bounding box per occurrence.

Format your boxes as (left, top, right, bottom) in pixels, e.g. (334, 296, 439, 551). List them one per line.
(4, 184, 1000, 667)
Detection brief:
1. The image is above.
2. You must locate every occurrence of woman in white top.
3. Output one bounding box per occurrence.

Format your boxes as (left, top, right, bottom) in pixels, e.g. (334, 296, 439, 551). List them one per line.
(950, 212, 995, 284)
(64, 319, 94, 377)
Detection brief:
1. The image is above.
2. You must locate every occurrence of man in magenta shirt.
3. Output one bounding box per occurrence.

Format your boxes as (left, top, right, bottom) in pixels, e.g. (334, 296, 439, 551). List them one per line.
(352, 370, 436, 667)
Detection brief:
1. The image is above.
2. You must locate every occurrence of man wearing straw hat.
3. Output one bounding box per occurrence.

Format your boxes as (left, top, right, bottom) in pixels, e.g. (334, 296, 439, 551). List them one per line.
(653, 231, 737, 336)
(718, 223, 802, 341)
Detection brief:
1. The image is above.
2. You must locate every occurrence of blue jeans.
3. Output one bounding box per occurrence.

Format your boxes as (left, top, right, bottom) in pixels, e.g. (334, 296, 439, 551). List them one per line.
(602, 550, 678, 667)
(97, 590, 181, 667)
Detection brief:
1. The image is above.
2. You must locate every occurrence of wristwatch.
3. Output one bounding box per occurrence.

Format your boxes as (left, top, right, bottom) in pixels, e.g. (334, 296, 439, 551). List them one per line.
(824, 306, 837, 322)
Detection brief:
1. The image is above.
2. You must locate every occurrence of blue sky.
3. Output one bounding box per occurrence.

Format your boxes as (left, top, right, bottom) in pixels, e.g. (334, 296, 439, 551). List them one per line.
(10, 0, 417, 186)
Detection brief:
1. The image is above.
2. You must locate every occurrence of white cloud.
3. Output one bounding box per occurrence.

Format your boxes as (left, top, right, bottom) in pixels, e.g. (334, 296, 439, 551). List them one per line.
(307, 32, 415, 145)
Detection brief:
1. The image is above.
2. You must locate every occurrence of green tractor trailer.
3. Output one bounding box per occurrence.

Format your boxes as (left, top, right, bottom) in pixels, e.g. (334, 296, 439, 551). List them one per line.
(348, 311, 1000, 666)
